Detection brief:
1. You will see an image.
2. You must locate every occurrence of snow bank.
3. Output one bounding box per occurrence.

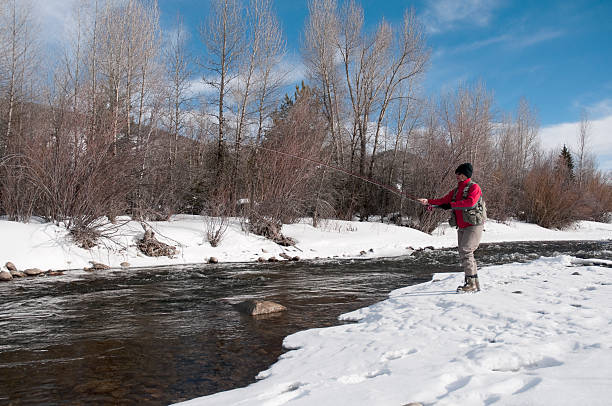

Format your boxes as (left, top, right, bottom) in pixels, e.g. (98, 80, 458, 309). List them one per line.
(1, 216, 610, 271)
(175, 255, 612, 406)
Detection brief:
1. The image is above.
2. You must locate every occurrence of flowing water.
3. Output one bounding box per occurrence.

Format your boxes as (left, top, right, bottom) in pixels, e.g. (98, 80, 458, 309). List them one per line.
(1, 240, 611, 405)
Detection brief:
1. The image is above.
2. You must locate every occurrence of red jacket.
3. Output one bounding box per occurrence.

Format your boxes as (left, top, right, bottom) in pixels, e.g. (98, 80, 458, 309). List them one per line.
(428, 178, 482, 229)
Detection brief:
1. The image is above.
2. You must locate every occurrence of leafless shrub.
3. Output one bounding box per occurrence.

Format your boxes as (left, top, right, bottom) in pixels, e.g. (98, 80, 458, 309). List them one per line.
(489, 99, 540, 220)
(138, 226, 177, 257)
(202, 193, 231, 247)
(399, 111, 454, 233)
(0, 155, 41, 221)
(575, 171, 612, 222)
(520, 155, 580, 229)
(70, 225, 101, 249)
(204, 215, 229, 247)
(250, 85, 327, 228)
(247, 211, 295, 246)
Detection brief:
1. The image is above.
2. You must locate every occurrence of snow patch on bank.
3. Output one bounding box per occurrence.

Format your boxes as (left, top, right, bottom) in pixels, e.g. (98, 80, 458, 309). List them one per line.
(1, 216, 610, 271)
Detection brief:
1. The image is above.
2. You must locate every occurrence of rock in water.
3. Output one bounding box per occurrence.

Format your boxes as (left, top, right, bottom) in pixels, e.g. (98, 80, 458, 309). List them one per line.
(234, 300, 287, 316)
(24, 268, 45, 276)
(84, 261, 110, 271)
(5, 262, 17, 272)
(89, 261, 110, 270)
(0, 270, 13, 281)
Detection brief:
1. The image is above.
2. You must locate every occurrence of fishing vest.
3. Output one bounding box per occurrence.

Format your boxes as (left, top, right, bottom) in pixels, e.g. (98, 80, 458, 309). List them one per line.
(449, 180, 487, 227)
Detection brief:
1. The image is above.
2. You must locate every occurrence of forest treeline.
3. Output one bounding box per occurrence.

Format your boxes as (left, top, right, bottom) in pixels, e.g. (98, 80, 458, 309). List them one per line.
(0, 0, 610, 247)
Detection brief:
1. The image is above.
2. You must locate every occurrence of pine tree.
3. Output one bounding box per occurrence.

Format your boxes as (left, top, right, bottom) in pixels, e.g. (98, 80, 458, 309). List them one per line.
(273, 81, 312, 123)
(558, 145, 575, 180)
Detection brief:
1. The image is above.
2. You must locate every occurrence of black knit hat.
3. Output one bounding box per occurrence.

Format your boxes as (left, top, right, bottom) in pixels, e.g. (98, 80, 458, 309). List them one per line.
(455, 162, 473, 178)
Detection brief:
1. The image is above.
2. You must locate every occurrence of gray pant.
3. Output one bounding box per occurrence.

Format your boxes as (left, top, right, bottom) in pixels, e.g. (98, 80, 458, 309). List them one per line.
(457, 224, 484, 276)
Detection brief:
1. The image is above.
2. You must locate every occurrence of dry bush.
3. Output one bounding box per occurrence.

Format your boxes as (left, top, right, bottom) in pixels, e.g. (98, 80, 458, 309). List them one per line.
(484, 169, 524, 222)
(0, 156, 41, 221)
(69, 225, 101, 249)
(129, 139, 192, 221)
(400, 125, 455, 233)
(247, 211, 295, 246)
(520, 158, 580, 229)
(575, 172, 612, 222)
(17, 112, 135, 246)
(250, 86, 327, 228)
(202, 192, 231, 247)
(137, 226, 177, 257)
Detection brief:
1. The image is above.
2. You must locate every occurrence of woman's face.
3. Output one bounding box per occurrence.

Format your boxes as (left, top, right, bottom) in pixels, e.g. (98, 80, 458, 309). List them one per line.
(456, 173, 467, 182)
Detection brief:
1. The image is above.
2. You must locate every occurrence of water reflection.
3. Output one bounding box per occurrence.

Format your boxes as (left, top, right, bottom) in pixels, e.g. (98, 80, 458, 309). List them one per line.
(0, 240, 610, 405)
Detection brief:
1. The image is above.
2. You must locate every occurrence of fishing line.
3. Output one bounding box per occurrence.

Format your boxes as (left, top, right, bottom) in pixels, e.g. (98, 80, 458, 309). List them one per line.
(246, 143, 422, 203)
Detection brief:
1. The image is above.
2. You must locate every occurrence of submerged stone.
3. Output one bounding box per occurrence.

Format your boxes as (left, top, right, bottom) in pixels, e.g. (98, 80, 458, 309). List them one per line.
(234, 300, 287, 316)
(85, 261, 111, 271)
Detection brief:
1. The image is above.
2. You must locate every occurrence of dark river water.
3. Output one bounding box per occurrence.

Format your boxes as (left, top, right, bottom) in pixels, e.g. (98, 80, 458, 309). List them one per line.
(1, 240, 611, 405)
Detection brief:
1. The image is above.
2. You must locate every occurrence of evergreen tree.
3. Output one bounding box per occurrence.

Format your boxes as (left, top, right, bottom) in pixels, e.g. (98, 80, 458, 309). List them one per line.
(272, 81, 311, 123)
(558, 144, 575, 180)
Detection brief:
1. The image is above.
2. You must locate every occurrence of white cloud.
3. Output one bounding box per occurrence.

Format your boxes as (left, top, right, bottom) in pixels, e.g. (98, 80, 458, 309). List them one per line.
(439, 28, 563, 56)
(540, 114, 612, 172)
(162, 24, 192, 48)
(277, 55, 307, 86)
(422, 0, 503, 33)
(510, 28, 564, 48)
(585, 98, 612, 119)
(187, 78, 217, 98)
(30, 0, 80, 45)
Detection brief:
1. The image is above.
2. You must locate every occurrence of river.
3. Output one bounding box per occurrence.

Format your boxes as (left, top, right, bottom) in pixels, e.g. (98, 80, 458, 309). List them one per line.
(1, 240, 610, 405)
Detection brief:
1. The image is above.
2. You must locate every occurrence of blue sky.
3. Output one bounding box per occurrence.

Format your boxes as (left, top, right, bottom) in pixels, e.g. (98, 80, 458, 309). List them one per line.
(39, 0, 612, 170)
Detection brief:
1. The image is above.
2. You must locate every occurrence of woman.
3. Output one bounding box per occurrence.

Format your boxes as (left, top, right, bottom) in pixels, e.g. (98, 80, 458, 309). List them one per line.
(417, 163, 486, 292)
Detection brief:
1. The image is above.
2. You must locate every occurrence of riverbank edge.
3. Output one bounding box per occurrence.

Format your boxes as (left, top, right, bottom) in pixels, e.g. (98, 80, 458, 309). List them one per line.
(1, 216, 611, 273)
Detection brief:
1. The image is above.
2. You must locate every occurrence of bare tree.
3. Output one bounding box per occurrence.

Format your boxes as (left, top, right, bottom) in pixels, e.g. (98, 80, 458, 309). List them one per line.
(251, 0, 286, 145)
(164, 14, 193, 169)
(491, 97, 539, 219)
(514, 97, 540, 172)
(304, 0, 344, 166)
(576, 109, 595, 186)
(367, 9, 429, 178)
(132, 0, 163, 144)
(304, 1, 429, 219)
(229, 0, 278, 203)
(200, 0, 245, 182)
(0, 0, 37, 149)
(251, 86, 327, 239)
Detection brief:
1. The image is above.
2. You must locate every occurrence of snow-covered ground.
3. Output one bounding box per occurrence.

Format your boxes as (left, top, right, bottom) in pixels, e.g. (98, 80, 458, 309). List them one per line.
(1, 216, 611, 405)
(1, 215, 611, 271)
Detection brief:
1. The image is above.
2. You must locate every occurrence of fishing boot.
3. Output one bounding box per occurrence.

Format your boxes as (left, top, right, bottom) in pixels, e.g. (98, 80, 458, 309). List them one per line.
(457, 274, 480, 293)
